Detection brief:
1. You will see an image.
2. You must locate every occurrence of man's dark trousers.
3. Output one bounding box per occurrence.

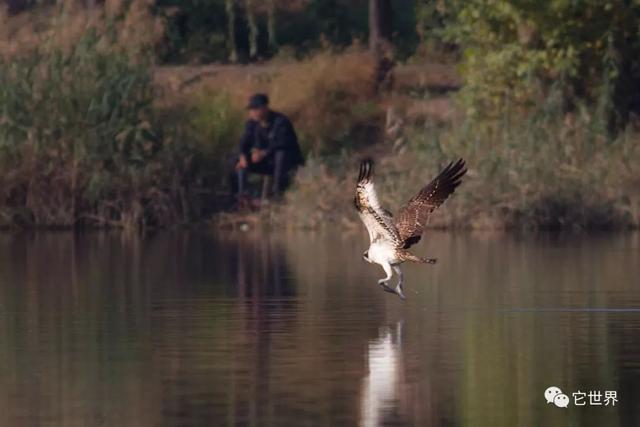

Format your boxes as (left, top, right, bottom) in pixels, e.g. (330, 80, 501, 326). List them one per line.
(233, 150, 293, 197)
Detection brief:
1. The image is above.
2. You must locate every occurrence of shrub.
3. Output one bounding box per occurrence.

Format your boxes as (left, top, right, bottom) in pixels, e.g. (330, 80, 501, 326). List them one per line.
(188, 92, 244, 160)
(402, 107, 640, 230)
(438, 0, 640, 129)
(0, 31, 199, 228)
(274, 102, 640, 231)
(268, 50, 383, 155)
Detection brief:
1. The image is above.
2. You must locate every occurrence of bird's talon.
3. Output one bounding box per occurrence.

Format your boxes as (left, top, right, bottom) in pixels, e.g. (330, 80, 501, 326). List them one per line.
(379, 282, 396, 293)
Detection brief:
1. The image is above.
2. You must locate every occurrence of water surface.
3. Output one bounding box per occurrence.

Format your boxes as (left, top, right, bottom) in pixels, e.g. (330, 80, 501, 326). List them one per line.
(1, 231, 639, 426)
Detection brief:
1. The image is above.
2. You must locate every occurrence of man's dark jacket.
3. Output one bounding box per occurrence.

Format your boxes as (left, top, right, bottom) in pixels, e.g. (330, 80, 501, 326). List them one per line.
(239, 111, 304, 167)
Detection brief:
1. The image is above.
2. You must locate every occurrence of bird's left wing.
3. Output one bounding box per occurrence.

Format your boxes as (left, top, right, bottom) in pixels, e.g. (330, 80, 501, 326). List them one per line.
(394, 159, 467, 248)
(354, 160, 401, 245)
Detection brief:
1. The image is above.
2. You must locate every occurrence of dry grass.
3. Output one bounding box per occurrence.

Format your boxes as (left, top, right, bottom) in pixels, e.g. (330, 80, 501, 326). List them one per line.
(0, 0, 163, 60)
(156, 50, 639, 232)
(266, 110, 640, 232)
(160, 49, 384, 155)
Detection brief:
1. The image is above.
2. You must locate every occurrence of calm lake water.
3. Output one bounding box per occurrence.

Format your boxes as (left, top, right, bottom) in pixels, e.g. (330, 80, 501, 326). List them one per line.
(1, 231, 639, 426)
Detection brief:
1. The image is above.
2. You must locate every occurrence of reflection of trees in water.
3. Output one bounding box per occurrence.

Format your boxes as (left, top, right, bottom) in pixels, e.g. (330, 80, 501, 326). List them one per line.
(456, 233, 640, 426)
(2, 232, 640, 426)
(230, 233, 295, 299)
(0, 233, 155, 426)
(212, 233, 297, 425)
(151, 232, 299, 425)
(0, 232, 403, 425)
(0, 231, 297, 425)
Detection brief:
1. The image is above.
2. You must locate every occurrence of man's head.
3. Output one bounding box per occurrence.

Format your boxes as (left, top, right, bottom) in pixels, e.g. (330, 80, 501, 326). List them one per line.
(246, 93, 270, 122)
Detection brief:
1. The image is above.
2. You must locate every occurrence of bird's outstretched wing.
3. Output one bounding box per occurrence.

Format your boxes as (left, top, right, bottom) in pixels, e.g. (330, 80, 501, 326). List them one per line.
(354, 160, 402, 245)
(394, 159, 467, 248)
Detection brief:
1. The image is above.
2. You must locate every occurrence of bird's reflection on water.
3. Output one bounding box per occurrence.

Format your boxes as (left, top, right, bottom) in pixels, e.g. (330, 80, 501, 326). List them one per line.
(360, 322, 405, 427)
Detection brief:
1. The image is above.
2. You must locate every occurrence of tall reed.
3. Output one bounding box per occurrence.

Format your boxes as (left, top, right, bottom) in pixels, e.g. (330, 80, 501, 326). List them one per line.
(0, 31, 204, 228)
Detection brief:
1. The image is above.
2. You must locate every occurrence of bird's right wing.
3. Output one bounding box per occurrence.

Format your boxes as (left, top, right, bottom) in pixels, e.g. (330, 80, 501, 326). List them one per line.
(354, 160, 402, 245)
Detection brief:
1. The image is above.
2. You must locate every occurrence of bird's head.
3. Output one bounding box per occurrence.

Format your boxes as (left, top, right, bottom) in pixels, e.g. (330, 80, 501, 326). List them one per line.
(362, 250, 371, 263)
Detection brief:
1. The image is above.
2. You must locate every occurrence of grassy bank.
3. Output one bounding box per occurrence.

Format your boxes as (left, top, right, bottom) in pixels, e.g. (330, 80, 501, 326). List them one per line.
(272, 123, 639, 232)
(161, 42, 639, 231)
(0, 7, 385, 229)
(1, 6, 638, 231)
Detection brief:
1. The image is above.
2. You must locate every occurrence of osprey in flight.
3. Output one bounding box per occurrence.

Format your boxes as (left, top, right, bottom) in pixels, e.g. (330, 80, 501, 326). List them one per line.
(354, 158, 467, 300)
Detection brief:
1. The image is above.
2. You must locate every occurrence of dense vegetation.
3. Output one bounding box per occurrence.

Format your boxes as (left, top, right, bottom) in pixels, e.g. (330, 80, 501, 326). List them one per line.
(1, 0, 639, 230)
(439, 1, 640, 131)
(0, 33, 195, 227)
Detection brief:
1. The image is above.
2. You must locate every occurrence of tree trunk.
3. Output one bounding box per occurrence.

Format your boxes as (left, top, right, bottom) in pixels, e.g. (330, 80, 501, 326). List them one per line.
(368, 0, 392, 56)
(246, 0, 258, 60)
(267, 0, 278, 52)
(369, 0, 394, 95)
(225, 0, 238, 63)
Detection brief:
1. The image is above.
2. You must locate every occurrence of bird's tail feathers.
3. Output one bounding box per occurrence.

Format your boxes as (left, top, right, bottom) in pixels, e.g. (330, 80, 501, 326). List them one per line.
(401, 252, 437, 264)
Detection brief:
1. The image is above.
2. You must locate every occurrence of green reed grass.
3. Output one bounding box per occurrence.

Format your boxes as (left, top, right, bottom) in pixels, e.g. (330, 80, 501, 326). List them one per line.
(277, 94, 640, 231)
(0, 31, 213, 229)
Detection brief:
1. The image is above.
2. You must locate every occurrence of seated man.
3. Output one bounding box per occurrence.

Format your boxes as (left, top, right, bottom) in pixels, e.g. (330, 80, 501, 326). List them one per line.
(231, 93, 304, 202)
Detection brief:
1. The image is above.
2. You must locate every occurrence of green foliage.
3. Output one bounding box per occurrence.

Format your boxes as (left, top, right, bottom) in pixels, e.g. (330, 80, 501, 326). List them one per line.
(189, 92, 244, 157)
(1, 32, 153, 162)
(157, 0, 229, 63)
(279, 107, 640, 230)
(187, 91, 244, 189)
(0, 31, 208, 228)
(157, 0, 421, 63)
(439, 0, 640, 127)
(407, 108, 638, 229)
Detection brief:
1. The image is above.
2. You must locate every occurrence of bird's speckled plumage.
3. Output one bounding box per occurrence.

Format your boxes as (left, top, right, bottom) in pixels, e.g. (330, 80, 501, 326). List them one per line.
(354, 158, 467, 299)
